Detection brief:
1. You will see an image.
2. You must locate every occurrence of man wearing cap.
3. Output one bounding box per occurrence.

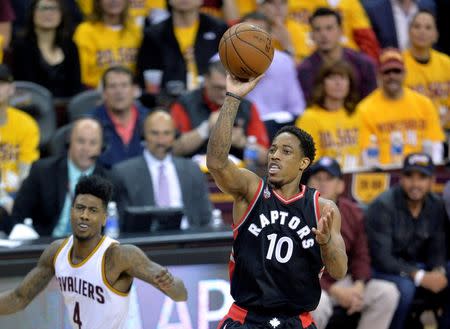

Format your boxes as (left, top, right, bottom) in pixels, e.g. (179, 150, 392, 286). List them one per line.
(358, 48, 445, 166)
(366, 153, 450, 329)
(0, 64, 39, 202)
(307, 157, 399, 329)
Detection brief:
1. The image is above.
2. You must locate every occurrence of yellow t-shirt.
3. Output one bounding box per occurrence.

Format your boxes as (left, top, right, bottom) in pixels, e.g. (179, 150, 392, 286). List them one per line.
(296, 104, 361, 170)
(236, 0, 257, 17)
(403, 49, 450, 128)
(0, 107, 40, 192)
(288, 0, 372, 54)
(358, 88, 445, 165)
(174, 20, 200, 90)
(273, 18, 310, 63)
(73, 21, 142, 88)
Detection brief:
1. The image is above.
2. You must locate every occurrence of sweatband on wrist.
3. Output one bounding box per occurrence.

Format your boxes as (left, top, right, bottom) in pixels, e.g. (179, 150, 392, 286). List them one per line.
(226, 91, 243, 102)
(414, 269, 425, 286)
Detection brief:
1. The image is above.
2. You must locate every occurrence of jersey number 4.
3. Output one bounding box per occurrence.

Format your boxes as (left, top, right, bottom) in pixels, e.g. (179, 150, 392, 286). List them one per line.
(266, 233, 293, 263)
(73, 301, 83, 329)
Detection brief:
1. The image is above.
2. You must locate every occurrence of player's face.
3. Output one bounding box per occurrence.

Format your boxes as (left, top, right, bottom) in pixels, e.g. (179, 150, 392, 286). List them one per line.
(324, 73, 349, 102)
(267, 133, 310, 187)
(307, 171, 344, 202)
(204, 70, 227, 105)
(400, 171, 433, 202)
(409, 13, 437, 49)
(34, 0, 62, 30)
(69, 119, 103, 171)
(311, 15, 342, 52)
(100, 0, 127, 16)
(144, 112, 176, 160)
(381, 68, 404, 97)
(71, 194, 106, 241)
(103, 72, 135, 114)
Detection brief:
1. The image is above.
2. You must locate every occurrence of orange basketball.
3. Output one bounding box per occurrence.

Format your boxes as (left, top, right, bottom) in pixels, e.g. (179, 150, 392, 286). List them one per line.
(218, 22, 274, 81)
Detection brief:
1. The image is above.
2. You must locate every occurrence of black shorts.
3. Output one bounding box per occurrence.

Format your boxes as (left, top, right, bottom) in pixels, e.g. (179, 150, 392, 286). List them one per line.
(217, 303, 318, 329)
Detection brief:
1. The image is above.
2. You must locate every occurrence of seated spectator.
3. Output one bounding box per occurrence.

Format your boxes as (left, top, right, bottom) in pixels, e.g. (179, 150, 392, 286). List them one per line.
(403, 10, 450, 129)
(257, 0, 310, 63)
(137, 0, 227, 98)
(11, 117, 109, 237)
(91, 66, 149, 169)
(112, 110, 212, 231)
(0, 0, 14, 52)
(74, 0, 142, 88)
(358, 48, 445, 166)
(243, 12, 306, 142)
(201, 0, 239, 23)
(307, 157, 399, 329)
(297, 8, 377, 105)
(296, 60, 361, 171)
(288, 0, 380, 61)
(365, 153, 450, 329)
(11, 0, 82, 98)
(0, 64, 39, 195)
(170, 60, 269, 164)
(363, 0, 436, 50)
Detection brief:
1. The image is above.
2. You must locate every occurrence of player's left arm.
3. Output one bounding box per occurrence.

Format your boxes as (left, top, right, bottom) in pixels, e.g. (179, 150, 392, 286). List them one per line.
(118, 245, 187, 301)
(312, 198, 348, 279)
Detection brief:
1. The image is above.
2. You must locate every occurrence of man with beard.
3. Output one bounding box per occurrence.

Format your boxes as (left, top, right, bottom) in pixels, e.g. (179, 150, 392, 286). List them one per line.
(366, 153, 450, 329)
(207, 74, 347, 329)
(358, 48, 445, 166)
(0, 175, 187, 328)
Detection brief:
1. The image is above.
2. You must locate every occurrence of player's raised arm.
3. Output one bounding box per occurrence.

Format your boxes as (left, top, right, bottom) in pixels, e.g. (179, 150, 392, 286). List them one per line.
(116, 244, 187, 302)
(312, 199, 348, 279)
(0, 240, 62, 314)
(206, 74, 264, 200)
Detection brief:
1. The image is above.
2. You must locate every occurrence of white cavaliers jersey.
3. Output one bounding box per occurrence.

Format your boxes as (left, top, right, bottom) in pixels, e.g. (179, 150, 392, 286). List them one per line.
(54, 235, 131, 329)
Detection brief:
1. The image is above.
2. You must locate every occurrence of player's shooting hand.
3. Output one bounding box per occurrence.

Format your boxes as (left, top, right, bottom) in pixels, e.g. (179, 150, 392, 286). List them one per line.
(154, 267, 174, 290)
(312, 203, 334, 245)
(226, 73, 264, 98)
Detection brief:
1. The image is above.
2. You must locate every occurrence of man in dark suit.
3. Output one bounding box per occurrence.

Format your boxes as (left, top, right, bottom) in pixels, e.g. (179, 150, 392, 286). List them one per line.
(112, 110, 212, 232)
(10, 118, 109, 237)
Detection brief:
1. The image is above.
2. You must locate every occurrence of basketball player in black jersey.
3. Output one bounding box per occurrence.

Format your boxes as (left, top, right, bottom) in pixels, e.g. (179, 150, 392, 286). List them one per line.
(207, 74, 348, 329)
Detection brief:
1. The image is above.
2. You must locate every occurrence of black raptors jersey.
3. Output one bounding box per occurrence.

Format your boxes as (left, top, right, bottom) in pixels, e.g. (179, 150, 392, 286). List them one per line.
(230, 179, 323, 314)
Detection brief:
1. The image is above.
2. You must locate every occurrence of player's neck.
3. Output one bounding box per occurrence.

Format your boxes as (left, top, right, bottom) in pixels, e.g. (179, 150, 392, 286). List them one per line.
(172, 10, 199, 27)
(273, 179, 302, 199)
(72, 235, 104, 262)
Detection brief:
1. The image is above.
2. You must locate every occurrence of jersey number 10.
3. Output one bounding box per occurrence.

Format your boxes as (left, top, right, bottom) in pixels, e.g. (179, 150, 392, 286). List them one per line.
(266, 234, 293, 263)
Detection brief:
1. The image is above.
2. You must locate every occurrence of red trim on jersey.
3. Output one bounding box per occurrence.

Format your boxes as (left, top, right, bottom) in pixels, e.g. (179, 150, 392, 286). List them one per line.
(314, 190, 321, 223)
(227, 303, 248, 324)
(299, 312, 314, 328)
(232, 179, 264, 232)
(228, 251, 236, 282)
(273, 184, 306, 204)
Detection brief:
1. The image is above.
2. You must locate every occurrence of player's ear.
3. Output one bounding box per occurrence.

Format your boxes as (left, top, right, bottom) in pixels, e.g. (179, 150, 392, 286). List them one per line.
(299, 157, 311, 171)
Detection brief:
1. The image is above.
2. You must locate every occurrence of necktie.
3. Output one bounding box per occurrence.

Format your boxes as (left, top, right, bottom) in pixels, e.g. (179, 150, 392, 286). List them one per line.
(157, 164, 170, 206)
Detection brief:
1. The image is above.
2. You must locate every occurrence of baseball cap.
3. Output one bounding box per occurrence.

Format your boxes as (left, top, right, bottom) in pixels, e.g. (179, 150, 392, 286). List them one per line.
(309, 157, 343, 178)
(379, 48, 404, 73)
(0, 64, 13, 83)
(403, 153, 434, 176)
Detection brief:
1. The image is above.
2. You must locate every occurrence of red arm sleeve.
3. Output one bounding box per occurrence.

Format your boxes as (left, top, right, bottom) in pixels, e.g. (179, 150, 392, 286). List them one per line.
(353, 28, 381, 62)
(170, 102, 193, 133)
(246, 104, 270, 148)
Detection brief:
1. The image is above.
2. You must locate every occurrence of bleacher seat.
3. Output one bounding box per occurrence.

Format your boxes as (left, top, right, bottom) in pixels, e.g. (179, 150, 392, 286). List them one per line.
(10, 81, 56, 151)
(47, 124, 72, 157)
(67, 89, 102, 122)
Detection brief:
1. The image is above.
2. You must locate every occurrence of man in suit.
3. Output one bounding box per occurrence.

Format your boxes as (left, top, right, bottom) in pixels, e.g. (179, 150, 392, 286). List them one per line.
(10, 117, 109, 237)
(112, 110, 212, 232)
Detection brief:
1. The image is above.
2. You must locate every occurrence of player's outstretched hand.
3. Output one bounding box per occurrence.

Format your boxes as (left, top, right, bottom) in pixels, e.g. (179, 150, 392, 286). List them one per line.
(154, 267, 174, 290)
(312, 203, 334, 245)
(226, 73, 264, 98)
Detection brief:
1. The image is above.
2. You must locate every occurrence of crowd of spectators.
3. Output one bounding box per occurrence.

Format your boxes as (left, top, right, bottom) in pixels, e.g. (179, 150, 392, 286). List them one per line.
(0, 1, 449, 327)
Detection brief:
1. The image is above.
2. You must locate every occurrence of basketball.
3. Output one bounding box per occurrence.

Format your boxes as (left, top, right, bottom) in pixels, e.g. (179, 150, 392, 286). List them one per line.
(219, 22, 274, 81)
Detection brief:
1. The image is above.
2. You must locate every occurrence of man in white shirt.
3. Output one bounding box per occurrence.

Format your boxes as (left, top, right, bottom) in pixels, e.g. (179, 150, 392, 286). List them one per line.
(112, 110, 212, 232)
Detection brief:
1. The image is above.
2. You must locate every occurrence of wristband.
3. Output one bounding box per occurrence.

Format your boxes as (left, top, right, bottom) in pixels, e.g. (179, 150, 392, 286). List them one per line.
(414, 269, 425, 286)
(196, 120, 210, 139)
(226, 91, 243, 102)
(318, 234, 331, 246)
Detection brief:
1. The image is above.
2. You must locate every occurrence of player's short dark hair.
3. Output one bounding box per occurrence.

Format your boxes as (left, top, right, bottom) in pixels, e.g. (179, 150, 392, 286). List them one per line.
(274, 126, 316, 165)
(74, 175, 113, 209)
(309, 7, 342, 27)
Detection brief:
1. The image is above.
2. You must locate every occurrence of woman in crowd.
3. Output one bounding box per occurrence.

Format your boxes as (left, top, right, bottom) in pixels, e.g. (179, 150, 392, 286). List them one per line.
(296, 60, 361, 170)
(74, 0, 142, 89)
(11, 0, 82, 98)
